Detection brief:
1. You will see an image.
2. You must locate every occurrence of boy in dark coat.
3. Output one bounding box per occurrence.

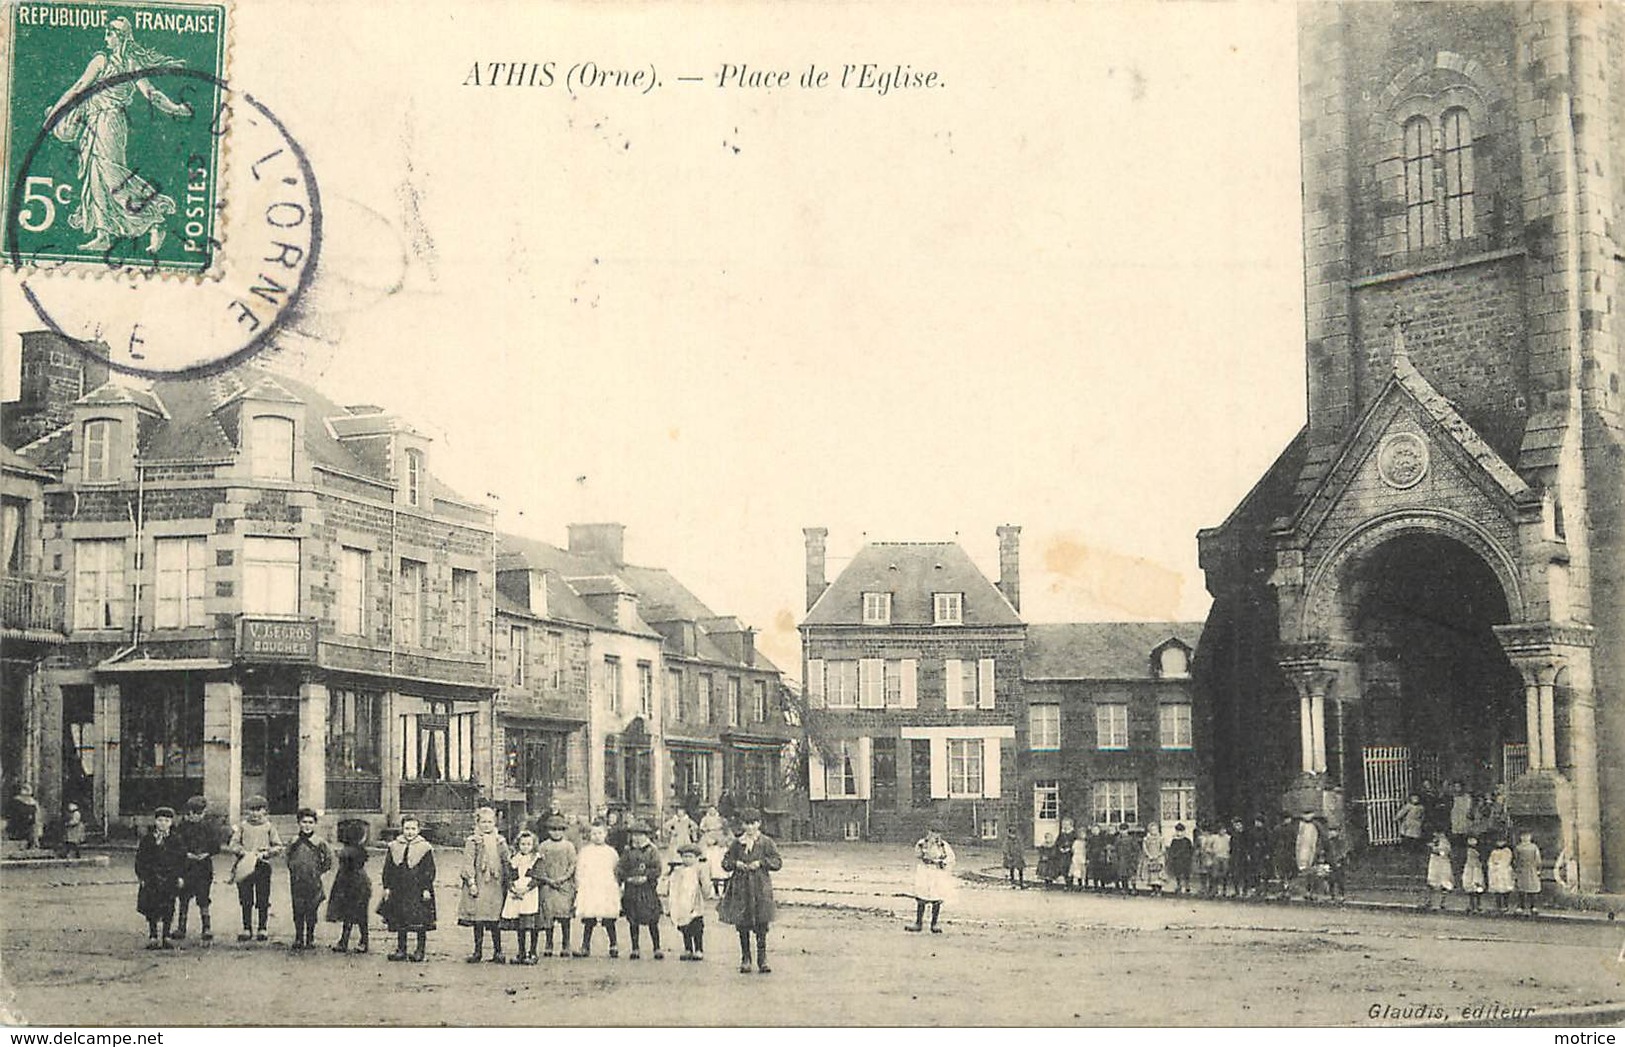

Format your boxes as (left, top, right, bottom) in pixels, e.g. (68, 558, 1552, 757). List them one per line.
(286, 808, 334, 950)
(617, 818, 665, 959)
(135, 806, 186, 949)
(1167, 824, 1195, 894)
(172, 795, 218, 941)
(720, 808, 782, 974)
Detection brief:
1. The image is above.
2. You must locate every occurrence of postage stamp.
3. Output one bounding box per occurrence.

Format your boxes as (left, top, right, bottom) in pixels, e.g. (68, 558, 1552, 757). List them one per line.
(3, 1, 228, 273)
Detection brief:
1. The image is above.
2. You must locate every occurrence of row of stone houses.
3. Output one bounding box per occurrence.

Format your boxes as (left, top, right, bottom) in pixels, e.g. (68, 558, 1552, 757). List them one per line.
(0, 331, 795, 839)
(798, 528, 1205, 845)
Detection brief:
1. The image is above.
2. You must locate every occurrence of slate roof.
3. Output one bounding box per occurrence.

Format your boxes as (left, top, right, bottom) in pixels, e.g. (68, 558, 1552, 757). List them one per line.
(1, 445, 57, 481)
(495, 578, 611, 632)
(801, 541, 1021, 627)
(1024, 621, 1204, 681)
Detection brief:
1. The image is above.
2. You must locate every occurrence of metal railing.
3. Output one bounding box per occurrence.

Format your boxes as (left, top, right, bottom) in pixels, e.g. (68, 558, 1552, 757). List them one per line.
(0, 573, 66, 635)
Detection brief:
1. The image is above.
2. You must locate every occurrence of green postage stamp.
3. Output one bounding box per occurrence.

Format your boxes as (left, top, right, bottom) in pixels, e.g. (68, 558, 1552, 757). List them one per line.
(3, 1, 228, 273)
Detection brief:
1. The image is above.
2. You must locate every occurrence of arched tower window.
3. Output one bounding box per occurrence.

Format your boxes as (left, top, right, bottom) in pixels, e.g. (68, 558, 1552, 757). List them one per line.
(1403, 116, 1436, 252)
(1441, 107, 1474, 242)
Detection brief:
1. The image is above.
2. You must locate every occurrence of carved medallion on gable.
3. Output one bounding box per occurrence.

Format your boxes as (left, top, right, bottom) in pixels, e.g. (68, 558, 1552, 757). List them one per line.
(1376, 431, 1429, 489)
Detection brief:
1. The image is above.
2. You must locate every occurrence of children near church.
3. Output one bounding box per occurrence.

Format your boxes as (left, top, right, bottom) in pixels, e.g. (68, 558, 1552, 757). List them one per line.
(1424, 831, 1455, 910)
(1513, 829, 1543, 915)
(536, 813, 577, 958)
(459, 804, 512, 963)
(327, 819, 372, 953)
(380, 815, 436, 962)
(501, 829, 543, 964)
(1486, 835, 1515, 913)
(1460, 834, 1486, 914)
(617, 818, 665, 959)
(668, 841, 709, 960)
(906, 822, 956, 932)
(720, 809, 781, 973)
(1001, 822, 1026, 889)
(226, 795, 283, 942)
(173, 796, 217, 941)
(1139, 823, 1167, 895)
(573, 822, 623, 958)
(135, 806, 185, 950)
(285, 808, 333, 951)
(1167, 824, 1195, 895)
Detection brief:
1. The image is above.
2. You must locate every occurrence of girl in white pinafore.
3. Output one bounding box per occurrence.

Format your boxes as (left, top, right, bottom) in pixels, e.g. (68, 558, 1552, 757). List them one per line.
(572, 823, 623, 958)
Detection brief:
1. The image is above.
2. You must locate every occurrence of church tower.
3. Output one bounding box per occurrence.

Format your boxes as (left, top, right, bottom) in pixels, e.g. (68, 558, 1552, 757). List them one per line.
(1198, 2, 1623, 888)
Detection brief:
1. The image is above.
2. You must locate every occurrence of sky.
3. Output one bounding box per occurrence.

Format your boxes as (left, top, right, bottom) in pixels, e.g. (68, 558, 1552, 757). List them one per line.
(1, 0, 1309, 678)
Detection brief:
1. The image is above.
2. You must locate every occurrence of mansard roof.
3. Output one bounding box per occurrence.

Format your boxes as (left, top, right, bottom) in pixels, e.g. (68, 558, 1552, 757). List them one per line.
(1024, 621, 1203, 681)
(802, 541, 1022, 628)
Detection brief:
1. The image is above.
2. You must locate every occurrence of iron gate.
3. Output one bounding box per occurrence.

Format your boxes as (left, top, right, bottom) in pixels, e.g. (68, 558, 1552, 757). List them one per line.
(1361, 745, 1411, 845)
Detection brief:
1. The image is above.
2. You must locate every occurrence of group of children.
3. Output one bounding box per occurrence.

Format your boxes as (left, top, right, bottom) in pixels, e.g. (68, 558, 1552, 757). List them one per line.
(1423, 828, 1544, 915)
(133, 796, 784, 973)
(1014, 819, 1262, 898)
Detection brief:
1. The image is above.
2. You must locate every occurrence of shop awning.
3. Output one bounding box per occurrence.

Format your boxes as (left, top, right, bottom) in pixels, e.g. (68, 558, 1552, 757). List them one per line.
(95, 658, 233, 673)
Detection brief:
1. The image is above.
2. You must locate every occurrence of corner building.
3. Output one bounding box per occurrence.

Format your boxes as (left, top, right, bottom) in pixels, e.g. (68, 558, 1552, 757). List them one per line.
(799, 528, 1024, 843)
(1198, 3, 1624, 888)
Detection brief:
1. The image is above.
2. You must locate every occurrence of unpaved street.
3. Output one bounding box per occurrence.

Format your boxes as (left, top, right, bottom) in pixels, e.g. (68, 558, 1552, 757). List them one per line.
(2, 844, 1622, 1026)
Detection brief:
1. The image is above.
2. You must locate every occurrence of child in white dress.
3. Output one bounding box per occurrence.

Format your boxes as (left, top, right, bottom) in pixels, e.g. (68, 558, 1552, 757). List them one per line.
(572, 823, 622, 958)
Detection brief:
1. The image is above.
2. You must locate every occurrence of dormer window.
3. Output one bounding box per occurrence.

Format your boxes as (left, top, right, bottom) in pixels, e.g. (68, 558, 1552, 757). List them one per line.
(861, 592, 891, 625)
(1156, 644, 1190, 679)
(404, 448, 423, 507)
(249, 415, 295, 480)
(932, 592, 963, 626)
(82, 418, 118, 481)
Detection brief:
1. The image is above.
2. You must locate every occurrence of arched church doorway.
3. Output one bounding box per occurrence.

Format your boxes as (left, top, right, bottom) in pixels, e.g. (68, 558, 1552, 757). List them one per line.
(1344, 533, 1524, 844)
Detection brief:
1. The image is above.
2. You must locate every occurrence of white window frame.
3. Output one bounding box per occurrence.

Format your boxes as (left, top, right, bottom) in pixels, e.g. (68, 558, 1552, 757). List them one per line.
(1094, 780, 1139, 826)
(980, 817, 1000, 841)
(338, 546, 369, 637)
(1096, 703, 1129, 751)
(605, 655, 622, 713)
(510, 625, 529, 688)
(825, 660, 858, 709)
(399, 707, 477, 782)
(933, 591, 963, 625)
(1034, 780, 1060, 821)
(242, 536, 300, 616)
(824, 739, 861, 799)
(1159, 703, 1193, 750)
(666, 667, 683, 722)
(396, 558, 426, 647)
(640, 662, 655, 718)
(73, 538, 125, 631)
(946, 737, 984, 798)
(1029, 704, 1061, 751)
(753, 679, 768, 722)
(451, 568, 477, 653)
(547, 631, 564, 688)
(843, 820, 862, 842)
(404, 448, 424, 507)
(697, 673, 712, 722)
(249, 415, 295, 481)
(861, 591, 891, 625)
(1157, 645, 1190, 679)
(1160, 780, 1197, 829)
(82, 418, 117, 483)
(153, 536, 208, 629)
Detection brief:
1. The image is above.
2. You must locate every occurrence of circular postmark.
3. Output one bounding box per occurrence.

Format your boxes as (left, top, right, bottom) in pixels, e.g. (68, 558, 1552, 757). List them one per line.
(1376, 431, 1429, 490)
(6, 67, 321, 378)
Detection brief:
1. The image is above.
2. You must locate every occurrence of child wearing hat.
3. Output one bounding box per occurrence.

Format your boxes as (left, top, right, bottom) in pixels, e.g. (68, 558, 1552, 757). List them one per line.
(535, 813, 577, 958)
(720, 808, 781, 973)
(226, 795, 284, 941)
(173, 795, 219, 941)
(667, 841, 709, 960)
(617, 817, 665, 959)
(135, 806, 185, 949)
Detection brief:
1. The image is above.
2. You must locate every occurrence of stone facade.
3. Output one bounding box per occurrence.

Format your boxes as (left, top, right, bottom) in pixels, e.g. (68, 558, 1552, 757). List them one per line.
(1199, 2, 1623, 889)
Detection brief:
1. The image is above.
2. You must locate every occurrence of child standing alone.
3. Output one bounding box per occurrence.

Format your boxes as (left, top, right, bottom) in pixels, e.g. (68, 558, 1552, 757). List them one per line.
(1001, 823, 1026, 889)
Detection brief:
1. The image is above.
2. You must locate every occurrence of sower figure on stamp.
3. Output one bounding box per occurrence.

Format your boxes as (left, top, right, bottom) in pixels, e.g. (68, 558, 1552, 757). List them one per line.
(379, 815, 436, 962)
(43, 16, 193, 253)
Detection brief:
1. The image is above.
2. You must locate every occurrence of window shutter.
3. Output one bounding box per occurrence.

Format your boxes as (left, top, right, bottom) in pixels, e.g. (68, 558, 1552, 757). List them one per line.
(400, 714, 418, 779)
(856, 736, 873, 800)
(899, 659, 918, 709)
(807, 743, 826, 801)
(944, 659, 962, 709)
(978, 658, 996, 710)
(929, 736, 949, 799)
(983, 736, 1002, 799)
(859, 658, 884, 708)
(807, 659, 825, 709)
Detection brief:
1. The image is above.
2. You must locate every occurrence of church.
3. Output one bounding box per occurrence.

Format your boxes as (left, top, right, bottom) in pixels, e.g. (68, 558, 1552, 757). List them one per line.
(1198, 2, 1623, 889)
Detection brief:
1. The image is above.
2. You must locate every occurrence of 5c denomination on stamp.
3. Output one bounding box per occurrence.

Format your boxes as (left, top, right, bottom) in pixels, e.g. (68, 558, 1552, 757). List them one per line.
(4, 1, 226, 273)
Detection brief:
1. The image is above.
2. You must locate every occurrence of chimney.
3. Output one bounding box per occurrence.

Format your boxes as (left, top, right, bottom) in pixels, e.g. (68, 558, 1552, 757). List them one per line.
(5, 331, 110, 449)
(741, 627, 755, 667)
(568, 523, 626, 567)
(803, 527, 828, 611)
(997, 525, 1021, 612)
